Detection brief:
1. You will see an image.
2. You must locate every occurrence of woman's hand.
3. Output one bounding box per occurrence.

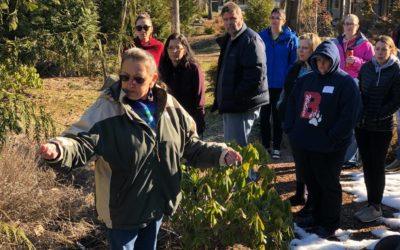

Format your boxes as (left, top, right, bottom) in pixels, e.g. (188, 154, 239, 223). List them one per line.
(38, 143, 60, 160)
(224, 149, 242, 166)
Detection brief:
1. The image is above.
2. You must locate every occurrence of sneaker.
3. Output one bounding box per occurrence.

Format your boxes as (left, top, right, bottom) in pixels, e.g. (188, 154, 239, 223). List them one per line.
(271, 149, 281, 159)
(385, 159, 400, 172)
(354, 205, 382, 223)
(289, 194, 306, 206)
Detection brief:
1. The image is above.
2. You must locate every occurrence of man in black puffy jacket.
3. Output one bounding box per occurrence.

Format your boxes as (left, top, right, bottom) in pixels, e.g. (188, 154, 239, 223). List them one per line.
(212, 1, 269, 147)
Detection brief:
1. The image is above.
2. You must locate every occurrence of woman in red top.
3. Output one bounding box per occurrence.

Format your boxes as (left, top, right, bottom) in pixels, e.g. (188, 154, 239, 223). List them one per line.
(132, 13, 164, 67)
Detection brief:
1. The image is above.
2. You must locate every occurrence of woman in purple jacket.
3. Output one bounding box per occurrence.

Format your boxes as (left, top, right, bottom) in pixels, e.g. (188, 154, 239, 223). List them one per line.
(159, 33, 206, 135)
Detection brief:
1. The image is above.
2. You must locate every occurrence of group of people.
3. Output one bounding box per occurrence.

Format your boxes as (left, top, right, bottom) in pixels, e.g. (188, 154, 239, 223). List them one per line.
(37, 1, 400, 248)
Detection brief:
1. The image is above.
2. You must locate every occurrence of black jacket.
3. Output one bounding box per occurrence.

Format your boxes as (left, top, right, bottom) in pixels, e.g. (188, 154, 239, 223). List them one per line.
(357, 56, 400, 131)
(212, 23, 269, 113)
(284, 40, 362, 152)
(159, 59, 206, 134)
(278, 62, 304, 121)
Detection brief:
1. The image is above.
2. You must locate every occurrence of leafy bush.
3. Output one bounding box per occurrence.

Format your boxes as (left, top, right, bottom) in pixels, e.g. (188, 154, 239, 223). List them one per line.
(0, 222, 34, 249)
(0, 60, 54, 146)
(180, 0, 201, 35)
(204, 26, 215, 34)
(317, 11, 334, 37)
(172, 144, 294, 249)
(298, 0, 318, 33)
(245, 0, 273, 32)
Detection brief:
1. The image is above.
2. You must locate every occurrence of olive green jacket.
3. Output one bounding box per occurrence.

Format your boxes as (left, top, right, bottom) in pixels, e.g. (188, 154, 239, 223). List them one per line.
(47, 82, 228, 230)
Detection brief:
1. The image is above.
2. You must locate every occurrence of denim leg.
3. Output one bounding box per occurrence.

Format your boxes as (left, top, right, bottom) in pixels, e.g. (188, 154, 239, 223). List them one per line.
(344, 131, 358, 163)
(135, 217, 163, 250)
(223, 107, 260, 147)
(108, 228, 138, 250)
(108, 217, 163, 250)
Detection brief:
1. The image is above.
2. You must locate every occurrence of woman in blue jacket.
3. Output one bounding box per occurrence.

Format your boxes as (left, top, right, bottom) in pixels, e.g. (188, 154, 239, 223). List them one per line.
(284, 40, 361, 238)
(259, 8, 298, 159)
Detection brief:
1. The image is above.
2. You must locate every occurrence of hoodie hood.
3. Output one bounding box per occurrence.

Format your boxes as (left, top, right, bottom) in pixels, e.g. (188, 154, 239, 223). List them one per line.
(371, 54, 399, 72)
(309, 40, 340, 76)
(371, 55, 400, 86)
(336, 32, 369, 49)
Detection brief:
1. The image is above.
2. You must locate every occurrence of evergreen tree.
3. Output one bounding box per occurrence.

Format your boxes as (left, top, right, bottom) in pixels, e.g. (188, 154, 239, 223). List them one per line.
(0, 0, 100, 76)
(245, 0, 273, 32)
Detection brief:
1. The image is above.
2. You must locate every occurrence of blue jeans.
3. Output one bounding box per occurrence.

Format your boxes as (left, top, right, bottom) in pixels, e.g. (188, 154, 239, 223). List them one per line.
(108, 217, 162, 250)
(223, 107, 260, 147)
(344, 131, 358, 163)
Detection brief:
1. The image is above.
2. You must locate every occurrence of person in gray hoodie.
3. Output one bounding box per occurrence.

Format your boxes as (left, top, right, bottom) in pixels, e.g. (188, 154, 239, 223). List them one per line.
(284, 40, 361, 238)
(354, 35, 400, 223)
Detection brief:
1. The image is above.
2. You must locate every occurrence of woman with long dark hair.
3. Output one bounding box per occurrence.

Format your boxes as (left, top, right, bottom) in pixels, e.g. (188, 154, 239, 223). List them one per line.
(159, 33, 206, 135)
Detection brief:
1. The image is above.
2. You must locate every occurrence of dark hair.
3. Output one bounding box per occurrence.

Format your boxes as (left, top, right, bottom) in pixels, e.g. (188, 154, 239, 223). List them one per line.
(135, 13, 152, 26)
(159, 33, 198, 81)
(271, 8, 286, 20)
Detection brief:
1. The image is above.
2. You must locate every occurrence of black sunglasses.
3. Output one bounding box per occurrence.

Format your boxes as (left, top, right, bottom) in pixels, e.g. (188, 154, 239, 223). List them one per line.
(135, 25, 151, 32)
(119, 74, 146, 84)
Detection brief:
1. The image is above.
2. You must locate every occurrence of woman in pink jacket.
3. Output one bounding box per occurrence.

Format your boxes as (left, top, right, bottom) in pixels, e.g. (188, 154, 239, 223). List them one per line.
(333, 14, 374, 79)
(332, 14, 374, 166)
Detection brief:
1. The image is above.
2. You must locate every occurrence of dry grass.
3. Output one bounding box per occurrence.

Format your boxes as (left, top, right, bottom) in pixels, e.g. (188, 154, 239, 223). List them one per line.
(0, 136, 107, 249)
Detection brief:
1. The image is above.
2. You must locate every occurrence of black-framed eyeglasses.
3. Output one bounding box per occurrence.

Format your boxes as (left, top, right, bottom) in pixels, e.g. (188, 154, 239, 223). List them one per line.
(119, 74, 146, 84)
(135, 25, 151, 32)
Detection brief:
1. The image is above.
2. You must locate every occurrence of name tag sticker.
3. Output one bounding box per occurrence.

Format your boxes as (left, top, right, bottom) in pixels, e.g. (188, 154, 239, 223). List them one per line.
(322, 86, 334, 94)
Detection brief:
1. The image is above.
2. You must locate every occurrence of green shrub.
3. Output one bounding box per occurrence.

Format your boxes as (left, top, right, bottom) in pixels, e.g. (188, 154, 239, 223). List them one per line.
(0, 222, 34, 249)
(180, 0, 201, 35)
(1, 0, 100, 76)
(245, 0, 273, 32)
(204, 26, 215, 34)
(0, 60, 54, 146)
(172, 144, 294, 249)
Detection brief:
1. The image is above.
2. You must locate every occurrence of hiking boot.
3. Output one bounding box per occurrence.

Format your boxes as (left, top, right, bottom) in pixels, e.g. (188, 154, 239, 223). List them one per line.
(385, 159, 400, 172)
(271, 149, 281, 159)
(354, 205, 382, 223)
(289, 194, 306, 206)
(312, 226, 336, 239)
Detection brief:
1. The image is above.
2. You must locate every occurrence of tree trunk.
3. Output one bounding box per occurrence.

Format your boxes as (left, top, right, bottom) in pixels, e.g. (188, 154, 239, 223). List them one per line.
(208, 0, 212, 19)
(172, 0, 180, 33)
(118, 0, 130, 65)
